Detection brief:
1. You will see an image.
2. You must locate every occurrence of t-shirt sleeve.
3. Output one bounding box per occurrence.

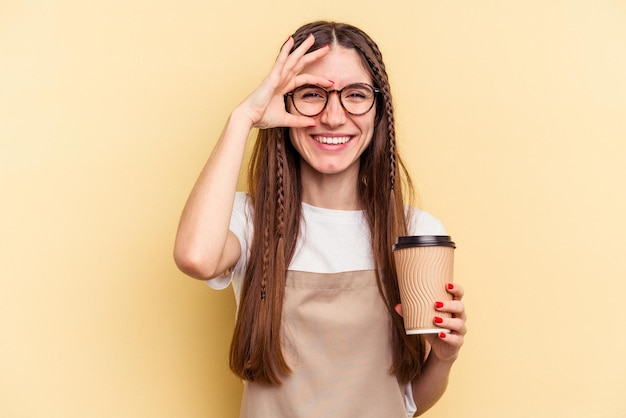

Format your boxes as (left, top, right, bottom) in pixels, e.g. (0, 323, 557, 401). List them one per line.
(404, 381, 417, 417)
(407, 207, 447, 236)
(205, 192, 250, 290)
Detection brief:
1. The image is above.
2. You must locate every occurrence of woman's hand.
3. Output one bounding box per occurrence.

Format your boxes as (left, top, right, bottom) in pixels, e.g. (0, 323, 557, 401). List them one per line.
(425, 283, 467, 362)
(395, 283, 467, 363)
(236, 34, 333, 130)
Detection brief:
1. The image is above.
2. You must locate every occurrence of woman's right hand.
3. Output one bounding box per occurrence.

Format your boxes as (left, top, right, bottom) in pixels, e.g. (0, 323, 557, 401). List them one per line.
(236, 34, 334, 130)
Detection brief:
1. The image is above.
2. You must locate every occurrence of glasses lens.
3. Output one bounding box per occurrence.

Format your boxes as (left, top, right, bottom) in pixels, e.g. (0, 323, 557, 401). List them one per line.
(293, 85, 327, 116)
(341, 84, 376, 115)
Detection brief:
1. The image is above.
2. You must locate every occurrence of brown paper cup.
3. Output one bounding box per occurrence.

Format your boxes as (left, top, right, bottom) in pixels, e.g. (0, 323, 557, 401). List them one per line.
(393, 236, 456, 335)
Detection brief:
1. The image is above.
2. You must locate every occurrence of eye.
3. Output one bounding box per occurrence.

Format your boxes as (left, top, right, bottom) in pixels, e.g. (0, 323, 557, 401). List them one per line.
(346, 90, 367, 99)
(342, 86, 373, 101)
(295, 86, 326, 101)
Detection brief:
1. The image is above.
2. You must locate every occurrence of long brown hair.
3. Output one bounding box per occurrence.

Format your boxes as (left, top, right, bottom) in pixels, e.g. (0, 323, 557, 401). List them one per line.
(229, 21, 424, 385)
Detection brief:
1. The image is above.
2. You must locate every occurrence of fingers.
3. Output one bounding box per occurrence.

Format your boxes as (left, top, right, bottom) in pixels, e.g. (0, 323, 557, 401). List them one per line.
(274, 34, 330, 93)
(435, 297, 465, 316)
(243, 33, 331, 129)
(281, 33, 327, 69)
(433, 315, 467, 337)
(395, 282, 467, 342)
(434, 283, 467, 336)
(429, 304, 466, 358)
(446, 282, 464, 300)
(394, 303, 403, 317)
(421, 283, 467, 362)
(292, 73, 335, 90)
(426, 328, 464, 349)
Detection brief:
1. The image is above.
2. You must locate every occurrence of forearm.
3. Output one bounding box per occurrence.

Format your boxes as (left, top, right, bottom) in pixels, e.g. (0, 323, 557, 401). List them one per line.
(173, 109, 252, 279)
(411, 353, 456, 416)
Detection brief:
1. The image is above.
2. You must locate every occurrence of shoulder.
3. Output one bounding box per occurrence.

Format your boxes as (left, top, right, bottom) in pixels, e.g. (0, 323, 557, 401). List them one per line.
(406, 206, 447, 236)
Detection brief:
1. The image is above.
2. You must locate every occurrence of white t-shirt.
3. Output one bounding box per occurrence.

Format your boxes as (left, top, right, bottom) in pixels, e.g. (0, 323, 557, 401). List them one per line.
(207, 192, 447, 417)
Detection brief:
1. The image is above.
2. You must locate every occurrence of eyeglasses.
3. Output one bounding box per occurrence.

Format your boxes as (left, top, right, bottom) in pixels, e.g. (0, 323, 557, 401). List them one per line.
(285, 83, 380, 117)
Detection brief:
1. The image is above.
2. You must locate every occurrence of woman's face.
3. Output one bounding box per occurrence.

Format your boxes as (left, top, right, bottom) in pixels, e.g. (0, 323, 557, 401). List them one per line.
(289, 46, 376, 179)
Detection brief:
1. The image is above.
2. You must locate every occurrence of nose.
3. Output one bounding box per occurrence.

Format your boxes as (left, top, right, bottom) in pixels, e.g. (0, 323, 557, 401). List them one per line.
(320, 91, 346, 127)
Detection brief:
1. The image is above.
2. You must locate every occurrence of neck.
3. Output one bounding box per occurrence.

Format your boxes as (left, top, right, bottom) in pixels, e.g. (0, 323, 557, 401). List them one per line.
(300, 164, 362, 210)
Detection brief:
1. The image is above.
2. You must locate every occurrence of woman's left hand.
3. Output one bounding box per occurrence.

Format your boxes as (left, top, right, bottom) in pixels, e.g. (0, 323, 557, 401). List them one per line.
(395, 283, 467, 363)
(425, 283, 467, 363)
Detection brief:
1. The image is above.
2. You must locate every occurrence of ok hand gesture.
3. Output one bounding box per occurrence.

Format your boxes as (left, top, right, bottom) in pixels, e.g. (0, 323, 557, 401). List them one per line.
(236, 34, 334, 130)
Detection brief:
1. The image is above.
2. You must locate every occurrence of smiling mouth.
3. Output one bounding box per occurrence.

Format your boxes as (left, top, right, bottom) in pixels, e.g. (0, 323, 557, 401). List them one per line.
(313, 136, 351, 145)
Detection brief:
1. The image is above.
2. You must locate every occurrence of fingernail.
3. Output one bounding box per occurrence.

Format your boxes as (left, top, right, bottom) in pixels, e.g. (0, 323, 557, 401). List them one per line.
(434, 317, 443, 324)
(435, 301, 444, 309)
(447, 283, 454, 290)
(439, 332, 447, 339)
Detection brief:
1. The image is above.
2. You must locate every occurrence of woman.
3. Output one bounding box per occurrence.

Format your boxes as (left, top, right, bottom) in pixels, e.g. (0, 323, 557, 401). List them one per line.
(174, 21, 467, 417)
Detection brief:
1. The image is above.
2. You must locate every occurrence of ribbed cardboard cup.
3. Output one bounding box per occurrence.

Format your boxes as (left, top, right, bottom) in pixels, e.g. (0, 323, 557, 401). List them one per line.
(392, 236, 456, 335)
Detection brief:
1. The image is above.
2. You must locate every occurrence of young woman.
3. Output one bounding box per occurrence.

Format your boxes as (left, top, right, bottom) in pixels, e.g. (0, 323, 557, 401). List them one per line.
(174, 21, 467, 417)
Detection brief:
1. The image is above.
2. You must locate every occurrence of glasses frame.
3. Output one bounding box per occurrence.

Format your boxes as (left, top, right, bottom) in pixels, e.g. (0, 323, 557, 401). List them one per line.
(284, 83, 381, 117)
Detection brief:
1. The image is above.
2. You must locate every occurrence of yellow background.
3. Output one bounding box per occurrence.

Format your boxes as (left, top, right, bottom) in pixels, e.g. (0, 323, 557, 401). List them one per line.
(2, 1, 625, 417)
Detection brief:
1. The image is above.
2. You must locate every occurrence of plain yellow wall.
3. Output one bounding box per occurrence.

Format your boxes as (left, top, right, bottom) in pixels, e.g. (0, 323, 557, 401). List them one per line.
(2, 1, 625, 417)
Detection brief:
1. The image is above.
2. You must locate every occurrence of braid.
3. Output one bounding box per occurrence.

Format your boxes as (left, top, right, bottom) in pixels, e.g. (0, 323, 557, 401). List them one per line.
(352, 31, 423, 384)
(260, 224, 270, 300)
(271, 129, 289, 381)
(276, 130, 286, 238)
(382, 82, 397, 191)
(353, 40, 396, 192)
(230, 127, 292, 384)
(386, 96, 397, 192)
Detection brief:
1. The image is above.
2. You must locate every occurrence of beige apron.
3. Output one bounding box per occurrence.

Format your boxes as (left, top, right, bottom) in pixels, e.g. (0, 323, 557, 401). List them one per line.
(240, 270, 408, 418)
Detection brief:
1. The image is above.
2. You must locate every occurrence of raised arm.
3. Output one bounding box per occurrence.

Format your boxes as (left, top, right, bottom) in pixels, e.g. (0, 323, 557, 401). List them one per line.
(173, 110, 252, 280)
(173, 35, 332, 280)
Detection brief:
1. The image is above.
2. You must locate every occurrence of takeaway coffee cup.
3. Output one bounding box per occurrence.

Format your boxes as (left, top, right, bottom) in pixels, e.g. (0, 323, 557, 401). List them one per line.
(392, 235, 456, 335)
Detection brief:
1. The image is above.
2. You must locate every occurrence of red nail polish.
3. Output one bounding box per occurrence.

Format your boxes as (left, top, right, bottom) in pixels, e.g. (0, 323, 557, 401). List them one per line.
(435, 301, 444, 309)
(447, 283, 454, 290)
(434, 317, 443, 324)
(439, 332, 447, 339)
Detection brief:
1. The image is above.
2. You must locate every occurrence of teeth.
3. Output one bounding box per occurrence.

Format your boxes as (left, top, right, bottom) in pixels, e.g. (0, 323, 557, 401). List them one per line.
(313, 136, 351, 145)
